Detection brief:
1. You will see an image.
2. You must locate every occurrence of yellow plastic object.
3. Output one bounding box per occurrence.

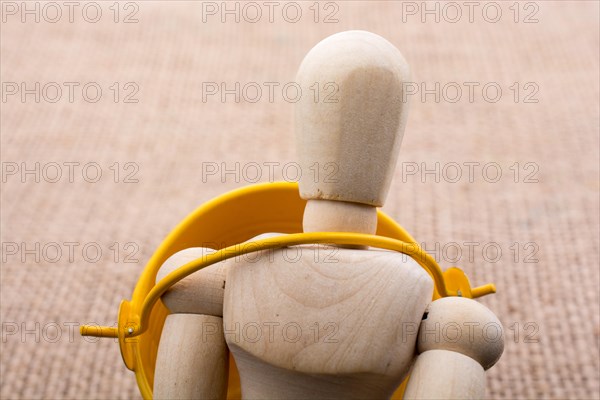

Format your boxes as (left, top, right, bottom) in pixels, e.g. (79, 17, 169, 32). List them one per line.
(80, 181, 496, 400)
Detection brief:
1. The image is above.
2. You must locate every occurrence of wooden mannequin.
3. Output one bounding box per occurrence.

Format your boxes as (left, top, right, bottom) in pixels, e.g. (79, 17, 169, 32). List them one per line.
(153, 30, 503, 400)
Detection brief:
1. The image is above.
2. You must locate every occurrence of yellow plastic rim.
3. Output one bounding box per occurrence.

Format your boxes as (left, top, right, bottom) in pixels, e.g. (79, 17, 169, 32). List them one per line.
(80, 181, 496, 400)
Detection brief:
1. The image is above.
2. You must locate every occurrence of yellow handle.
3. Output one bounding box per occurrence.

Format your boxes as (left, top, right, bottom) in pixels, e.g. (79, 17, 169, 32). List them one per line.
(471, 283, 496, 298)
(81, 232, 497, 339)
(80, 325, 118, 338)
(134, 232, 450, 337)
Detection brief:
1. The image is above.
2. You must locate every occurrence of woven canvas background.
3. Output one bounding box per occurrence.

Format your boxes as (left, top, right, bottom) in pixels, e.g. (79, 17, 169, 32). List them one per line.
(1, 1, 599, 399)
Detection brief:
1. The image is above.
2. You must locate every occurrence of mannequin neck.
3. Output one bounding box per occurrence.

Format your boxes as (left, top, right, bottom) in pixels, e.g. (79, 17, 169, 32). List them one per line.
(302, 199, 377, 235)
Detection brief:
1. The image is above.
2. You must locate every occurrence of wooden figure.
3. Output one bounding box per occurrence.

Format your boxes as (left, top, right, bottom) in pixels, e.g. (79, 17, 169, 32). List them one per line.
(152, 30, 504, 400)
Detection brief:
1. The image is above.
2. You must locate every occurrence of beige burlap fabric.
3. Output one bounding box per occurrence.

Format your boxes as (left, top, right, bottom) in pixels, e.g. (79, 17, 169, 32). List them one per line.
(1, 1, 598, 399)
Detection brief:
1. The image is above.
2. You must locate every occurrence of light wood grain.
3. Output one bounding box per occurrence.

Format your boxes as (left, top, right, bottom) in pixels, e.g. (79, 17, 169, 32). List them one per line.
(404, 349, 485, 400)
(156, 247, 227, 316)
(302, 199, 377, 234)
(295, 30, 411, 207)
(223, 246, 433, 399)
(154, 314, 229, 400)
(418, 296, 504, 370)
(404, 297, 504, 399)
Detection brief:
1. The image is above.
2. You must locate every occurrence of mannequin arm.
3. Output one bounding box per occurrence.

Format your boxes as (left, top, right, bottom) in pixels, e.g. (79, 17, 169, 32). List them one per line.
(404, 349, 485, 399)
(154, 314, 228, 400)
(153, 247, 229, 399)
(404, 297, 504, 400)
